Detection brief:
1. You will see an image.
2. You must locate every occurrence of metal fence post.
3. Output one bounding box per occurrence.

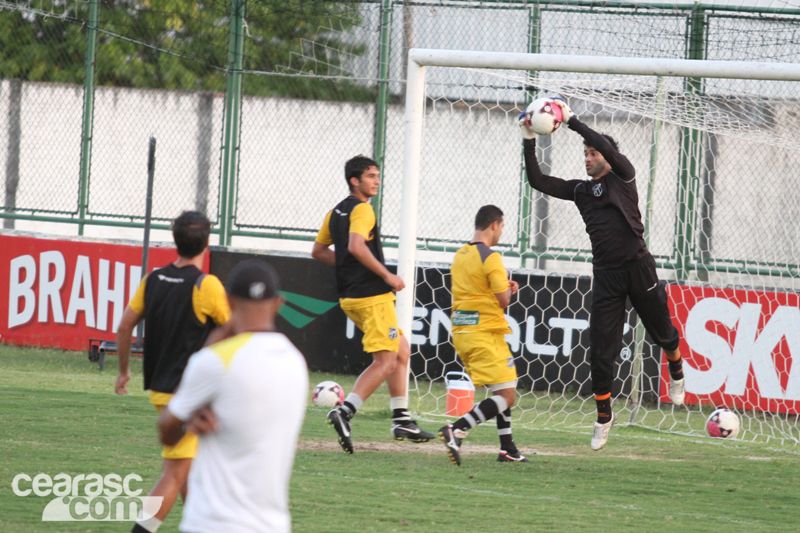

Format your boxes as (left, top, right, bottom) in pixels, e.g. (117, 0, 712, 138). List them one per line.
(219, 0, 246, 246)
(4, 79, 22, 229)
(675, 5, 706, 280)
(372, 0, 393, 228)
(77, 0, 99, 236)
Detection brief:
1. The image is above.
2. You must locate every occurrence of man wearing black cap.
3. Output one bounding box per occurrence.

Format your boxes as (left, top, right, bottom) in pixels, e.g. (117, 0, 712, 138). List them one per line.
(158, 259, 308, 533)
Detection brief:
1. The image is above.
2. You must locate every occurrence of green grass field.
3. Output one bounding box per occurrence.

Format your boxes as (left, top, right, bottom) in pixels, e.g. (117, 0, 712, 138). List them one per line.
(1, 345, 799, 532)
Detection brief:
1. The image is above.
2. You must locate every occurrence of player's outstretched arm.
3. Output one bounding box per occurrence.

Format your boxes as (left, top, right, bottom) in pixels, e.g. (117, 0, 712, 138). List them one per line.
(560, 100, 635, 181)
(520, 135, 581, 201)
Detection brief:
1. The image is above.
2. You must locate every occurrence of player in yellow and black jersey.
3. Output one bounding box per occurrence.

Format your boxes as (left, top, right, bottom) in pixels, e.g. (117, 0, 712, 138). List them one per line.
(115, 211, 230, 533)
(312, 155, 435, 453)
(438, 205, 528, 466)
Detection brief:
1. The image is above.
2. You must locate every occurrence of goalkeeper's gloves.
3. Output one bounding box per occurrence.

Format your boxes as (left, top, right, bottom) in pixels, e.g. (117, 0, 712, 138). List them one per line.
(518, 111, 536, 140)
(552, 97, 573, 124)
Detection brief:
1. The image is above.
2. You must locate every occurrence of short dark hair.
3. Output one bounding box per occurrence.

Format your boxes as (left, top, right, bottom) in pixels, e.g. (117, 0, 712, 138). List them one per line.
(584, 133, 619, 152)
(475, 205, 504, 231)
(172, 211, 210, 258)
(344, 155, 378, 190)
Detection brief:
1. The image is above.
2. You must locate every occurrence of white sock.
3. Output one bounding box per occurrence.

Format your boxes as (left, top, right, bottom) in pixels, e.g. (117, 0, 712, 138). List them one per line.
(390, 396, 408, 410)
(490, 395, 509, 413)
(344, 392, 363, 410)
(136, 515, 162, 532)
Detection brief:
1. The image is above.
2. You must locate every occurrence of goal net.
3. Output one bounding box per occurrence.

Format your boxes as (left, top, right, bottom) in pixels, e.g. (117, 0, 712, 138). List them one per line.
(397, 50, 800, 445)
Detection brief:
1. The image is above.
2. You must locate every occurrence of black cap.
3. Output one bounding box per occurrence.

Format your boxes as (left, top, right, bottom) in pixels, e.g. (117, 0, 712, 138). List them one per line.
(225, 259, 280, 300)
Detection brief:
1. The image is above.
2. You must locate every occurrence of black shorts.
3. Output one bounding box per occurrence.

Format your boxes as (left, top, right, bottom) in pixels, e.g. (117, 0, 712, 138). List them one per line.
(589, 253, 680, 395)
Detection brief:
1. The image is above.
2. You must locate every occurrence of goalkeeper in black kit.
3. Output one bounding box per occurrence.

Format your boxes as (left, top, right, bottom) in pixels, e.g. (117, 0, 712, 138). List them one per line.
(519, 98, 686, 451)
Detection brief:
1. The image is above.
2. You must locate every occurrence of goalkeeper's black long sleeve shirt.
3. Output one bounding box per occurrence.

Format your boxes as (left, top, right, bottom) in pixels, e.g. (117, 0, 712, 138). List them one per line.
(523, 117, 648, 270)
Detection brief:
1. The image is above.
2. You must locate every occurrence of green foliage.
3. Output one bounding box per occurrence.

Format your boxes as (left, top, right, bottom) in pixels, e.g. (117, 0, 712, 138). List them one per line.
(0, 7, 87, 83)
(0, 0, 375, 101)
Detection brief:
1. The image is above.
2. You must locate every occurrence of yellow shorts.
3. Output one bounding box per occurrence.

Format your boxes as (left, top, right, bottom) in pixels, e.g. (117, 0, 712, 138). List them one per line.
(453, 332, 517, 387)
(342, 299, 402, 354)
(150, 391, 197, 460)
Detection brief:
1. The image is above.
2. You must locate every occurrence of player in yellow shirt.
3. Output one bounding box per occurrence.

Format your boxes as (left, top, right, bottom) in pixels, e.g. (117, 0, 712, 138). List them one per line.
(115, 211, 231, 533)
(312, 155, 434, 453)
(438, 205, 527, 466)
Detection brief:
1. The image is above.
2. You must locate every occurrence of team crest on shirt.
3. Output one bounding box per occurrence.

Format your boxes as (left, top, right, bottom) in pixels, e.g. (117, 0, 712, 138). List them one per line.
(507, 357, 514, 368)
(592, 183, 603, 197)
(388, 328, 398, 340)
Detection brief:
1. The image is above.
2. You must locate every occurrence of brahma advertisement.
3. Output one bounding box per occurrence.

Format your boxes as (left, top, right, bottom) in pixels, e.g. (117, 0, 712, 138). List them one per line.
(666, 285, 800, 414)
(0, 234, 198, 351)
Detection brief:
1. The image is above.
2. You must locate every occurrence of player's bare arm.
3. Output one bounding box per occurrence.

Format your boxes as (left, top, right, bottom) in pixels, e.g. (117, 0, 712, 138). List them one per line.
(157, 406, 187, 446)
(311, 240, 336, 266)
(204, 320, 235, 346)
(348, 232, 404, 292)
(186, 406, 219, 436)
(114, 306, 142, 395)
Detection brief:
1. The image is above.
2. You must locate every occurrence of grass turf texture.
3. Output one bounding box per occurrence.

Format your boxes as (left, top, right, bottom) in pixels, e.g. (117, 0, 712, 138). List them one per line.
(1, 345, 799, 532)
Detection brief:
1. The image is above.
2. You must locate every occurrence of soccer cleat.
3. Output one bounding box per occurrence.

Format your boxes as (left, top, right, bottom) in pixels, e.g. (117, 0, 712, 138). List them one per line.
(497, 449, 529, 463)
(438, 424, 462, 466)
(669, 377, 686, 406)
(591, 413, 616, 451)
(327, 408, 354, 454)
(391, 421, 436, 442)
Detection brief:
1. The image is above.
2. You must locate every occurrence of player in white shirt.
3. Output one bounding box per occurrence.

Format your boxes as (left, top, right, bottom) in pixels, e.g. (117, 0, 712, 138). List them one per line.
(158, 259, 308, 533)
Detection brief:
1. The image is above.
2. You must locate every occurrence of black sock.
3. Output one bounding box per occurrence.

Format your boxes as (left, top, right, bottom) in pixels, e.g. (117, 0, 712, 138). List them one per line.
(340, 401, 356, 419)
(496, 408, 515, 451)
(595, 396, 612, 425)
(392, 408, 411, 423)
(131, 525, 150, 533)
(668, 357, 684, 381)
(453, 397, 503, 432)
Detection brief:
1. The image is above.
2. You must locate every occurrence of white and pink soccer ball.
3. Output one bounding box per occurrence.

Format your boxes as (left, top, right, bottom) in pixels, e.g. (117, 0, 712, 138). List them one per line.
(706, 408, 740, 439)
(312, 380, 345, 408)
(523, 97, 564, 136)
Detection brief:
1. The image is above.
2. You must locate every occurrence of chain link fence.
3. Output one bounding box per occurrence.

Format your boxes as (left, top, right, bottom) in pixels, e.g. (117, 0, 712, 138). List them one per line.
(1, 1, 799, 276)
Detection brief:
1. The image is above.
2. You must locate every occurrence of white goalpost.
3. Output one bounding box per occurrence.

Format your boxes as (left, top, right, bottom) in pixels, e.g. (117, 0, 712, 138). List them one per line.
(397, 49, 800, 444)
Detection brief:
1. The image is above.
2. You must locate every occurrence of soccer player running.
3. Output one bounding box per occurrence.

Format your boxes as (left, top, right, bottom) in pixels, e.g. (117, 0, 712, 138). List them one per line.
(158, 260, 308, 533)
(519, 98, 686, 451)
(438, 205, 527, 466)
(312, 155, 435, 453)
(115, 211, 231, 533)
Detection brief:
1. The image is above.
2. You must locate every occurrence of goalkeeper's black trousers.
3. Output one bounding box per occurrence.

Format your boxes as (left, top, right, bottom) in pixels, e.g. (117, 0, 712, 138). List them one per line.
(589, 253, 680, 396)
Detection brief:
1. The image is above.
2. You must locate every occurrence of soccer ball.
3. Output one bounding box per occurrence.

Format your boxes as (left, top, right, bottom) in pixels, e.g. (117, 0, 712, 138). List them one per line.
(524, 97, 564, 136)
(312, 380, 345, 408)
(706, 408, 740, 439)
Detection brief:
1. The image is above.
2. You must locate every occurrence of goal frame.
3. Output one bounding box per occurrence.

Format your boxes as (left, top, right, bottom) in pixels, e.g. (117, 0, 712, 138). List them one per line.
(396, 49, 800, 338)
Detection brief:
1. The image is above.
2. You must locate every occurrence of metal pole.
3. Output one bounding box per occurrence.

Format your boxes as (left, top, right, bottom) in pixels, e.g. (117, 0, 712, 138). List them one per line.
(372, 0, 393, 228)
(4, 79, 22, 229)
(630, 76, 666, 424)
(407, 49, 800, 80)
(219, 0, 246, 246)
(518, 4, 542, 261)
(78, 0, 99, 235)
(675, 6, 706, 280)
(135, 136, 156, 345)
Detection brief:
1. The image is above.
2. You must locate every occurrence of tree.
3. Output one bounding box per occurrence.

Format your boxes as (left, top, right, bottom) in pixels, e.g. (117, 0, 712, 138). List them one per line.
(0, 0, 374, 101)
